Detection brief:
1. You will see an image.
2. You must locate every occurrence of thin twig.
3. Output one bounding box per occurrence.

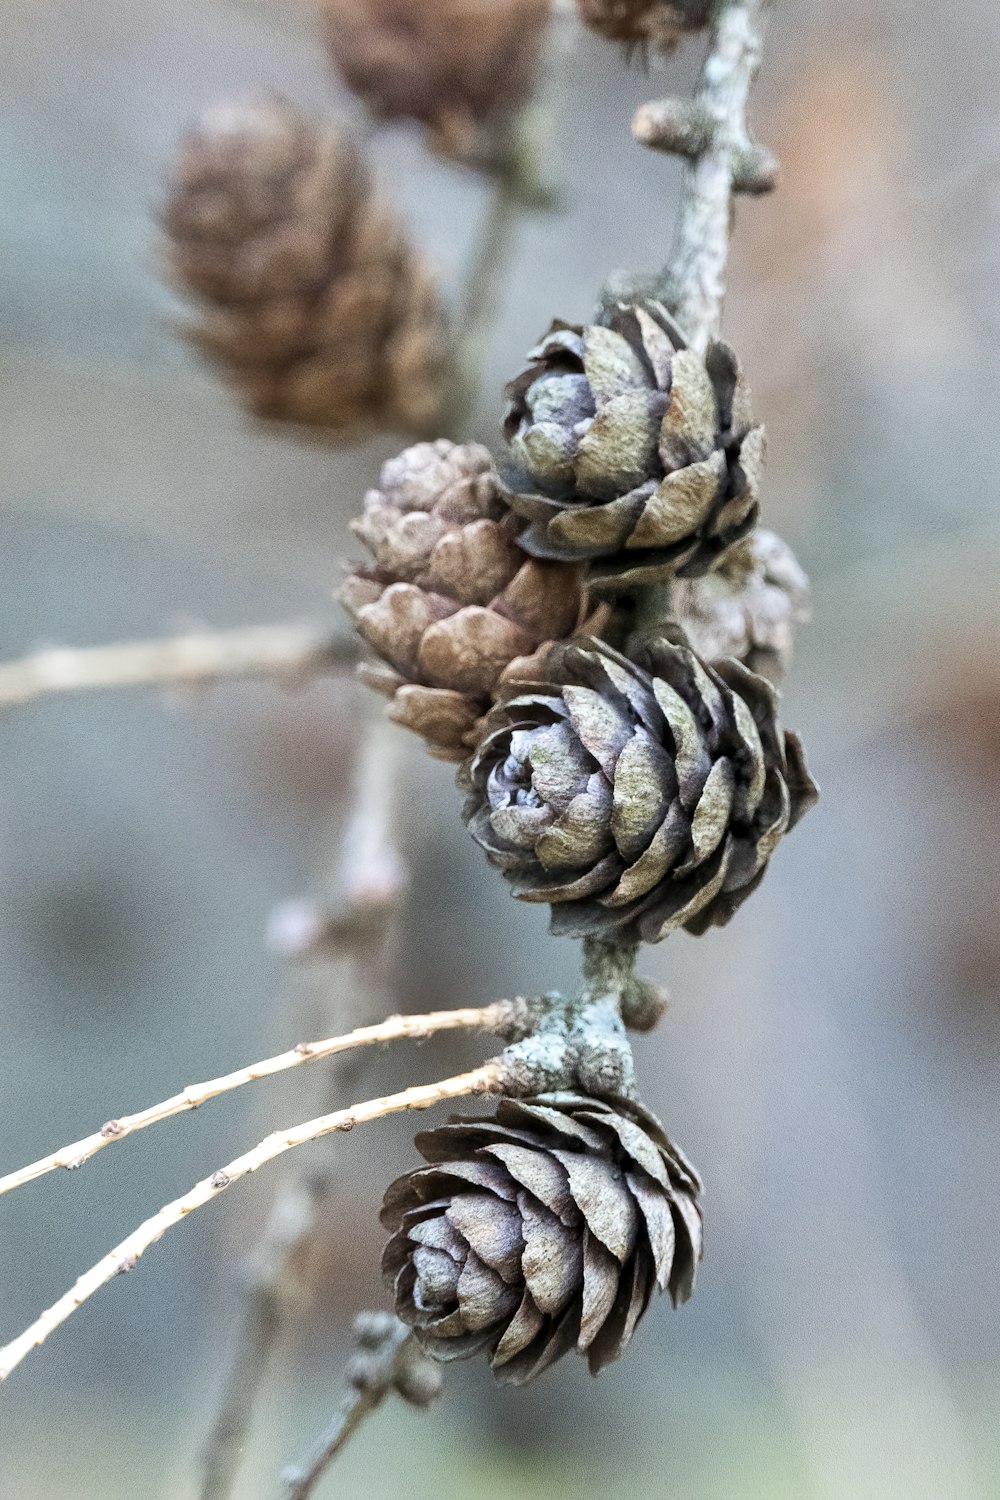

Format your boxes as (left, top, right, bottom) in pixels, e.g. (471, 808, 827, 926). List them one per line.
(0, 1005, 514, 1199)
(0, 1063, 503, 1384)
(279, 1314, 440, 1500)
(0, 622, 358, 708)
(663, 0, 771, 350)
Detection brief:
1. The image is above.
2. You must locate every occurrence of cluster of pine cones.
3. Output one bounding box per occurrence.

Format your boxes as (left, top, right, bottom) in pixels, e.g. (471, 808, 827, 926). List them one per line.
(342, 300, 817, 940)
(159, 0, 813, 1388)
(345, 295, 816, 1378)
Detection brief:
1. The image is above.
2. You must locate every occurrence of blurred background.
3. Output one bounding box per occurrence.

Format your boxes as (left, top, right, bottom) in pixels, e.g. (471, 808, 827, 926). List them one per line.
(2, 0, 999, 1496)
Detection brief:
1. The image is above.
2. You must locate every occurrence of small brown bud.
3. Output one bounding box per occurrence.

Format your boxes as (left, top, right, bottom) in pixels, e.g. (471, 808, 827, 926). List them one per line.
(577, 0, 715, 52)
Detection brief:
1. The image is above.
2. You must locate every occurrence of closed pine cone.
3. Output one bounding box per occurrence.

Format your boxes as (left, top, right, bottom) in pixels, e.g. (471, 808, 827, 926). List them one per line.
(504, 301, 765, 591)
(462, 633, 817, 941)
(340, 440, 597, 761)
(669, 529, 811, 683)
(382, 1092, 703, 1383)
(576, 0, 715, 50)
(319, 0, 549, 166)
(162, 98, 448, 436)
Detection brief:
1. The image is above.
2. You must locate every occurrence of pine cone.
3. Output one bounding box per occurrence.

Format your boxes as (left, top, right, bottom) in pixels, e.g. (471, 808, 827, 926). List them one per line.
(576, 0, 715, 50)
(670, 529, 811, 682)
(162, 98, 448, 436)
(462, 634, 816, 940)
(340, 441, 597, 761)
(319, 0, 549, 167)
(382, 1092, 702, 1383)
(503, 301, 765, 591)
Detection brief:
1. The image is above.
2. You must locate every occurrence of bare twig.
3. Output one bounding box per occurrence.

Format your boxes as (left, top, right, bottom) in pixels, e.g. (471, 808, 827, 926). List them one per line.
(279, 1313, 441, 1500)
(0, 1005, 513, 1200)
(653, 0, 772, 350)
(0, 622, 358, 708)
(0, 1063, 503, 1384)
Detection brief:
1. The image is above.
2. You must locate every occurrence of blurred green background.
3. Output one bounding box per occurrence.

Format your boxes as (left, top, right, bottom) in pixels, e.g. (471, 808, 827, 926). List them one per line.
(2, 1, 999, 1496)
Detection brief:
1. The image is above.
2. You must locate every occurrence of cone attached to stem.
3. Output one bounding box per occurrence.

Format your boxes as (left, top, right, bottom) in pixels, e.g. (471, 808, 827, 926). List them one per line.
(382, 1092, 702, 1383)
(504, 302, 765, 591)
(576, 0, 717, 53)
(340, 440, 600, 760)
(462, 633, 816, 941)
(318, 0, 550, 168)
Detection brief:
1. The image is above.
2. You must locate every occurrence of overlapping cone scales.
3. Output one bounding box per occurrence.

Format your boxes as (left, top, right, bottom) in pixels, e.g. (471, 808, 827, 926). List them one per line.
(382, 1093, 703, 1382)
(503, 301, 764, 589)
(162, 98, 448, 435)
(319, 0, 549, 165)
(462, 635, 817, 941)
(340, 441, 590, 760)
(670, 529, 812, 682)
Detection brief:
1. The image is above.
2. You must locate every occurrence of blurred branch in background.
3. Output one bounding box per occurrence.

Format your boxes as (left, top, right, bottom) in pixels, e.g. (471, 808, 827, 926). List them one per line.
(197, 713, 408, 1500)
(279, 1312, 441, 1500)
(0, 622, 357, 708)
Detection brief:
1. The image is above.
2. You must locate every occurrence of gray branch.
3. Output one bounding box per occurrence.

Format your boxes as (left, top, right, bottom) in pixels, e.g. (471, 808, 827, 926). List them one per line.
(658, 0, 772, 350)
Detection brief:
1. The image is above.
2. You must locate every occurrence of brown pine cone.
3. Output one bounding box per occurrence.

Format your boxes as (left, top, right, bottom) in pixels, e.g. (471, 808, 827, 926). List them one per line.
(669, 529, 811, 683)
(382, 1092, 702, 1383)
(339, 441, 601, 761)
(161, 98, 448, 436)
(504, 301, 764, 591)
(462, 634, 817, 941)
(576, 0, 715, 50)
(318, 0, 549, 167)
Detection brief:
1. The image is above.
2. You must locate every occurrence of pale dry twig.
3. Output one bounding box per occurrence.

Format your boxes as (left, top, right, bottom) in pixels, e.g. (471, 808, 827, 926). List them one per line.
(0, 621, 357, 707)
(0, 1005, 513, 1200)
(0, 1063, 503, 1383)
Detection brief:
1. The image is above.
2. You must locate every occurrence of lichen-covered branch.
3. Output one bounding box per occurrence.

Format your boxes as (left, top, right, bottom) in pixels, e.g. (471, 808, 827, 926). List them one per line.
(651, 0, 772, 350)
(0, 1064, 504, 1384)
(0, 622, 358, 708)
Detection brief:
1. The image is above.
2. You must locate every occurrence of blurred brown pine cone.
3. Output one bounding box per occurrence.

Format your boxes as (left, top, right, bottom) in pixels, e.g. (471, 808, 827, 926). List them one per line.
(669, 529, 811, 682)
(462, 633, 816, 940)
(576, 0, 715, 50)
(318, 0, 549, 167)
(504, 302, 765, 591)
(382, 1092, 702, 1383)
(162, 98, 448, 436)
(339, 441, 603, 760)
